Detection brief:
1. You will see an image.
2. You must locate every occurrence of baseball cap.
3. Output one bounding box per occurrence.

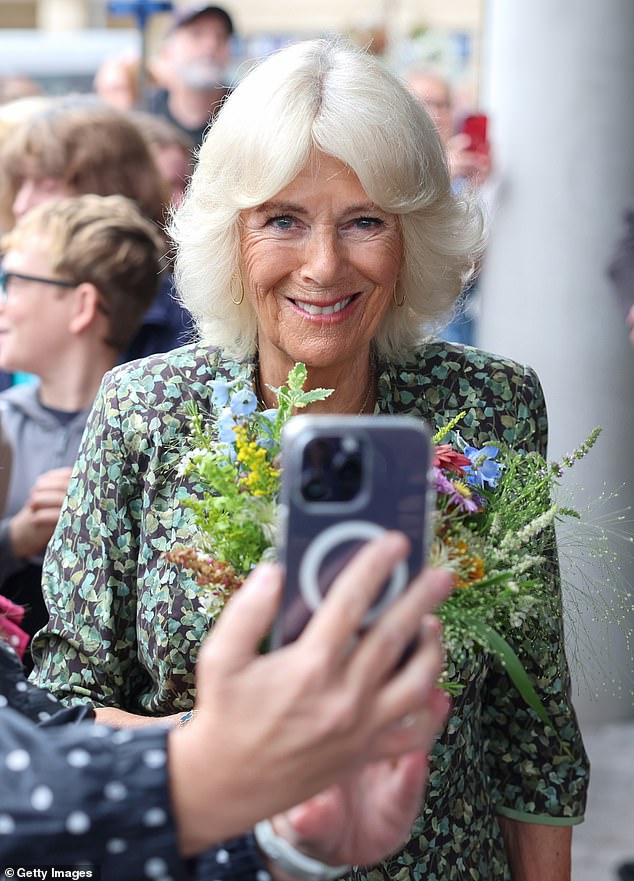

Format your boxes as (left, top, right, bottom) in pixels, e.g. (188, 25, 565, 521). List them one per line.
(171, 4, 234, 35)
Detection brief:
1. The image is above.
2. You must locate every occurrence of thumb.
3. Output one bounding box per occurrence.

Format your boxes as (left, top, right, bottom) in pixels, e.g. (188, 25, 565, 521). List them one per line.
(198, 563, 283, 673)
(274, 787, 344, 861)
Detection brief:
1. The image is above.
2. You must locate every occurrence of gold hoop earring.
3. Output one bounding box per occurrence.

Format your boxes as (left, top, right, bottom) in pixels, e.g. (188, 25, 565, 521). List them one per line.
(393, 285, 406, 308)
(231, 273, 245, 306)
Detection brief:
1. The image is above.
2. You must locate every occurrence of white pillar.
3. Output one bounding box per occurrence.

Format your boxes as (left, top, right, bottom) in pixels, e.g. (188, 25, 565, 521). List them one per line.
(37, 0, 88, 30)
(479, 0, 634, 723)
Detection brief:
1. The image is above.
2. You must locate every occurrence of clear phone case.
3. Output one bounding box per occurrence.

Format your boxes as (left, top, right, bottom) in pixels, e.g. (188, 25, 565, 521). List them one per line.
(272, 414, 432, 648)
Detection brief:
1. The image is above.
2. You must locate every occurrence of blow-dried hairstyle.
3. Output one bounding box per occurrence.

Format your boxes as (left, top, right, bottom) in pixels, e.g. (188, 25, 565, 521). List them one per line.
(2, 194, 164, 350)
(170, 39, 484, 361)
(0, 99, 167, 228)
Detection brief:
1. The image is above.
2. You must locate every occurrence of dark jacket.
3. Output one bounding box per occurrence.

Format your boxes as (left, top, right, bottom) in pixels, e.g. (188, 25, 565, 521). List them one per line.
(0, 640, 265, 879)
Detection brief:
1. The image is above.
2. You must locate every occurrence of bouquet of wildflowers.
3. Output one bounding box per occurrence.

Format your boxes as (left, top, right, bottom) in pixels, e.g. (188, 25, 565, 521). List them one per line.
(167, 363, 602, 729)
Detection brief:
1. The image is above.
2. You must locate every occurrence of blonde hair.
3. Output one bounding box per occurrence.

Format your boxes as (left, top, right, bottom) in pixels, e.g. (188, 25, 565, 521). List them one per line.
(171, 39, 484, 360)
(2, 194, 164, 350)
(1, 99, 167, 228)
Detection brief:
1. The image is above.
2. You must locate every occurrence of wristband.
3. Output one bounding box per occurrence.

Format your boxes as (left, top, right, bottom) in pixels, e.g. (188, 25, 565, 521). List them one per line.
(254, 819, 349, 881)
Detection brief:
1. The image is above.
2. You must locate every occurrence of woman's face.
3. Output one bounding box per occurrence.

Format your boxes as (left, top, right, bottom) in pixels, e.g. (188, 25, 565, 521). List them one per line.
(239, 153, 402, 372)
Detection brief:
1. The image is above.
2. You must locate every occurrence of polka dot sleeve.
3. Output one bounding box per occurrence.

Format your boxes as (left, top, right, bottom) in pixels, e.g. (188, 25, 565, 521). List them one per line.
(1, 641, 273, 881)
(0, 707, 190, 879)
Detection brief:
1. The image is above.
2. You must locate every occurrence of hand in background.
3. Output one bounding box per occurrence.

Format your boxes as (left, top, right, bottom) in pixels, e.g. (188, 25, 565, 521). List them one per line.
(9, 467, 72, 558)
(627, 304, 634, 346)
(273, 686, 450, 869)
(447, 133, 492, 187)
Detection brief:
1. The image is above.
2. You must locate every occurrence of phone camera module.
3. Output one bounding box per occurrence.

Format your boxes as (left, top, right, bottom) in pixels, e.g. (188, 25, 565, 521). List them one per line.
(332, 450, 362, 490)
(300, 436, 364, 504)
(301, 472, 330, 502)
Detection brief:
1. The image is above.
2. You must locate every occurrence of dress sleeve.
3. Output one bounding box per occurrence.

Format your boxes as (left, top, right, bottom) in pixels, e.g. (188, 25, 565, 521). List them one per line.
(29, 371, 145, 709)
(479, 364, 590, 825)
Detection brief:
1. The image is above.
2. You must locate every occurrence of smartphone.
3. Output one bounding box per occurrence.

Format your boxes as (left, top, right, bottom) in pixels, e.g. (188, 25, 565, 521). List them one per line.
(271, 414, 432, 648)
(461, 113, 489, 155)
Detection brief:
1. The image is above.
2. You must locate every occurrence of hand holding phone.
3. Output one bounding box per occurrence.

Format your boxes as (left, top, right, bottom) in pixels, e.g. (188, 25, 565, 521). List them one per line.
(460, 113, 489, 155)
(272, 415, 432, 649)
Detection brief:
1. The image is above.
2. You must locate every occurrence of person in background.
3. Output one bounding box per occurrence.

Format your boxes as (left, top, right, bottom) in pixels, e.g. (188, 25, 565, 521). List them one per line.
(1, 534, 452, 879)
(0, 194, 163, 655)
(406, 69, 491, 189)
(147, 3, 234, 150)
(607, 208, 634, 346)
(0, 95, 52, 236)
(406, 68, 493, 346)
(0, 98, 193, 364)
(0, 94, 53, 391)
(93, 52, 142, 111)
(609, 207, 634, 881)
(134, 111, 194, 209)
(0, 75, 43, 105)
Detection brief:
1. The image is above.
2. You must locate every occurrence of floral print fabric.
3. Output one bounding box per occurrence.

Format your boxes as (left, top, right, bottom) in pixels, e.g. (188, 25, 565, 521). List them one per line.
(31, 340, 589, 881)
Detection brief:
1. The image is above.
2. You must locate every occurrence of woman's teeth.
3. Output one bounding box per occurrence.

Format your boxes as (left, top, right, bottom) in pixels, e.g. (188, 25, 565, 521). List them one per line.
(294, 296, 352, 315)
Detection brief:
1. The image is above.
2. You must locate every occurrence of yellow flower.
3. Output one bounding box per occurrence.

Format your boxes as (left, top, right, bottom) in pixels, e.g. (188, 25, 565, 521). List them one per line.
(234, 424, 280, 497)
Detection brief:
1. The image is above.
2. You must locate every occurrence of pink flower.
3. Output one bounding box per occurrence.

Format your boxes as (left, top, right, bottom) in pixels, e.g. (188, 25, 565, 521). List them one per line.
(433, 443, 471, 475)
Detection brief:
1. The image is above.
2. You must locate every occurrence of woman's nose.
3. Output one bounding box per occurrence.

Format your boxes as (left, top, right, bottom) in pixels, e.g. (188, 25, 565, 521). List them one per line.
(299, 227, 344, 287)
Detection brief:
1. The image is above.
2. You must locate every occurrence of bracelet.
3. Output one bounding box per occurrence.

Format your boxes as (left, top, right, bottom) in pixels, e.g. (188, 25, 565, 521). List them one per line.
(254, 819, 350, 881)
(179, 709, 195, 727)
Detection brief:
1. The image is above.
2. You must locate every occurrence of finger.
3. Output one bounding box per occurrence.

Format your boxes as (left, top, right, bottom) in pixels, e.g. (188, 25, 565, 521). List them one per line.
(277, 788, 343, 854)
(294, 753, 429, 867)
(32, 469, 73, 489)
(301, 532, 410, 654)
(369, 688, 451, 760)
(349, 568, 452, 686)
(30, 507, 64, 528)
(41, 467, 73, 480)
(31, 478, 71, 496)
(198, 563, 283, 673)
(369, 615, 447, 732)
(28, 492, 67, 512)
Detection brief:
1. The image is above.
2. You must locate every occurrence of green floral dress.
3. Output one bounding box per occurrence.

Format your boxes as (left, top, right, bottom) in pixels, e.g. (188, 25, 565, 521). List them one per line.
(30, 341, 589, 881)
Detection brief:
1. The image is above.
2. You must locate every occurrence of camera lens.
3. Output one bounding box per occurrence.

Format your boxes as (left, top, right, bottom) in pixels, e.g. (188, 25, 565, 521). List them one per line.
(333, 451, 362, 486)
(301, 474, 329, 502)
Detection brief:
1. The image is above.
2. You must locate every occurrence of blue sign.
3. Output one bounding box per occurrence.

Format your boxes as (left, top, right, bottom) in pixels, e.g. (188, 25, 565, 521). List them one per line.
(107, 2, 173, 28)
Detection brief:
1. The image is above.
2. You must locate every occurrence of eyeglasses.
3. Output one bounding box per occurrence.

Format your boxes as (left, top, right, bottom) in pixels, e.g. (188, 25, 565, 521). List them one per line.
(0, 267, 76, 303)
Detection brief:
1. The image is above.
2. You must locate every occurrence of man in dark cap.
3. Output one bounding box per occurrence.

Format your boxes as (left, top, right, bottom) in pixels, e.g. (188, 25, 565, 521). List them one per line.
(147, 4, 234, 149)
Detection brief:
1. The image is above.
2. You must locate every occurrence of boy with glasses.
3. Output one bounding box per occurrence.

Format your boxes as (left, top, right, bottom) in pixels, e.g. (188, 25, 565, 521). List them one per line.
(0, 194, 163, 655)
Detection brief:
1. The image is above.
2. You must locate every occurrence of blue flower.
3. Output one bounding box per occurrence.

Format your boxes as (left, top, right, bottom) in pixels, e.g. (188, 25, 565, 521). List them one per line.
(463, 444, 502, 488)
(210, 380, 236, 408)
(217, 408, 238, 445)
(230, 387, 258, 417)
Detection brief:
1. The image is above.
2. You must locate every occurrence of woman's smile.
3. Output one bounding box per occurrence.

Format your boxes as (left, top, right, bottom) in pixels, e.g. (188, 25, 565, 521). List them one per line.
(284, 291, 361, 320)
(239, 152, 402, 377)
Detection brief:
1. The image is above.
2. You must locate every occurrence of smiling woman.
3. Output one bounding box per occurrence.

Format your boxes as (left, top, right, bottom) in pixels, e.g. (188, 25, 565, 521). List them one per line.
(31, 39, 588, 881)
(238, 153, 403, 411)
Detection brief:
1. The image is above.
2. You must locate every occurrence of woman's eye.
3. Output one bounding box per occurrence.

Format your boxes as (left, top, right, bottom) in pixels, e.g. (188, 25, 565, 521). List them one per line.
(352, 216, 384, 230)
(267, 215, 295, 230)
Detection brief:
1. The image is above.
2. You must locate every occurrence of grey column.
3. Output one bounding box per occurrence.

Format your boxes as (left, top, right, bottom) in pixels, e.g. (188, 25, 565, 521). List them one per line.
(478, 0, 634, 722)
